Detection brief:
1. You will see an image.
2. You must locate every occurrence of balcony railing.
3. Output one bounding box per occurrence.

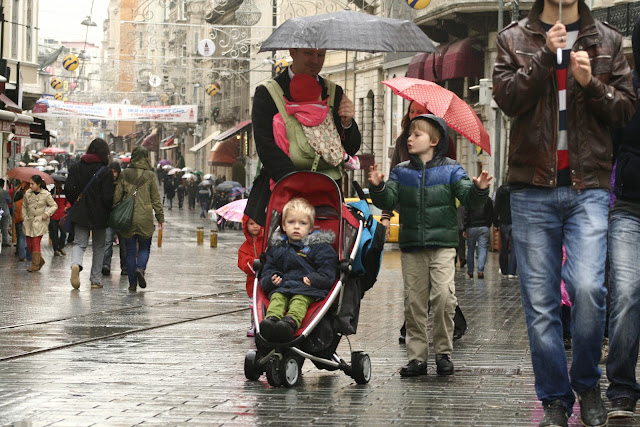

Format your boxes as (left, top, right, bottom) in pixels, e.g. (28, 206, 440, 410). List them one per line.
(592, 2, 640, 37)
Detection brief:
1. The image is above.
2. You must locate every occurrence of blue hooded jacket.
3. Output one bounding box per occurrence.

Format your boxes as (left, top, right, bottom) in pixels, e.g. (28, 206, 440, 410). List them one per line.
(260, 230, 338, 301)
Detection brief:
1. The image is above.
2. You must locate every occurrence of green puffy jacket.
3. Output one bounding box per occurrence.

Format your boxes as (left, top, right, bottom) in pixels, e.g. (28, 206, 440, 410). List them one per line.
(370, 115, 489, 249)
(371, 155, 488, 249)
(114, 148, 164, 239)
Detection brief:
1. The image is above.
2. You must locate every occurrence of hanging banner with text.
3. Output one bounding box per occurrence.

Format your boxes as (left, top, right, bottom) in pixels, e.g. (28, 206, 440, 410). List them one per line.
(33, 100, 198, 123)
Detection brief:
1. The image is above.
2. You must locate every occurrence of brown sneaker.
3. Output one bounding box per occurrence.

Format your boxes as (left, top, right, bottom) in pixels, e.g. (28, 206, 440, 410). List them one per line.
(59, 248, 66, 256)
(90, 282, 103, 289)
(70, 265, 81, 289)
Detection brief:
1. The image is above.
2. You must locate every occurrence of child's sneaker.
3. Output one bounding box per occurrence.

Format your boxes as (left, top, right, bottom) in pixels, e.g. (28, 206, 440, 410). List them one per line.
(259, 316, 279, 341)
(246, 322, 255, 337)
(275, 315, 297, 342)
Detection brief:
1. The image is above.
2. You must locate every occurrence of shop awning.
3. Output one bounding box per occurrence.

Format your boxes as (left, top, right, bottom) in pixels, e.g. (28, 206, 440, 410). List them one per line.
(189, 130, 221, 152)
(441, 38, 484, 80)
(0, 93, 21, 113)
(423, 53, 437, 82)
(433, 43, 451, 82)
(123, 130, 142, 141)
(407, 52, 429, 80)
(213, 120, 251, 142)
(208, 138, 239, 165)
(141, 132, 159, 151)
(159, 135, 178, 150)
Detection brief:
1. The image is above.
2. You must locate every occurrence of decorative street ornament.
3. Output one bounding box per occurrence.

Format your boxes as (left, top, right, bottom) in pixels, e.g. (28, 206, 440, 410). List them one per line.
(205, 83, 220, 96)
(149, 74, 162, 87)
(405, 0, 431, 9)
(62, 54, 79, 71)
(274, 59, 289, 76)
(50, 78, 63, 90)
(54, 92, 63, 100)
(235, 0, 262, 26)
(160, 93, 170, 104)
(197, 39, 216, 57)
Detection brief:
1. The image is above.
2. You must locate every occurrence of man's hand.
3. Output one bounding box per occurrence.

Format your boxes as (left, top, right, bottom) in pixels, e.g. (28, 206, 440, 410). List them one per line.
(380, 218, 391, 241)
(571, 51, 592, 87)
(546, 21, 567, 53)
(303, 277, 311, 286)
(159, 222, 165, 230)
(272, 274, 282, 286)
(472, 170, 494, 190)
(368, 164, 385, 187)
(338, 95, 355, 128)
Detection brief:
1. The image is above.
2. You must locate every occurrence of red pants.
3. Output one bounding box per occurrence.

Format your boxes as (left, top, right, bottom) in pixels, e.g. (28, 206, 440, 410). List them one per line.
(26, 235, 42, 253)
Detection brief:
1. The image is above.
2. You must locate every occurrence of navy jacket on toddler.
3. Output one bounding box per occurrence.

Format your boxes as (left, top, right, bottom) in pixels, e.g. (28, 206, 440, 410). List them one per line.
(260, 230, 338, 301)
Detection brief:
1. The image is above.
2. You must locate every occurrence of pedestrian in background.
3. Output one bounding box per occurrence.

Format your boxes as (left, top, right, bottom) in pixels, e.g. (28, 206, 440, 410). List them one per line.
(605, 14, 640, 421)
(186, 180, 198, 210)
(198, 185, 210, 219)
(164, 176, 175, 210)
(102, 162, 127, 277)
(0, 178, 11, 247)
(492, 0, 635, 424)
(22, 175, 57, 272)
(494, 184, 517, 278)
(238, 215, 264, 337)
(177, 181, 185, 209)
(12, 181, 31, 262)
(66, 138, 114, 290)
(114, 146, 164, 291)
(464, 197, 493, 279)
(49, 177, 70, 257)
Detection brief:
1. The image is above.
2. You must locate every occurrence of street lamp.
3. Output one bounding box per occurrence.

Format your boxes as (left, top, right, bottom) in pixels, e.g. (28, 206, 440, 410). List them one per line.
(81, 16, 97, 27)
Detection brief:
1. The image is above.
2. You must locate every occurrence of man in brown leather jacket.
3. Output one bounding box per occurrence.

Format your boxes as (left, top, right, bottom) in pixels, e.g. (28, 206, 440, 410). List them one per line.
(492, 0, 636, 426)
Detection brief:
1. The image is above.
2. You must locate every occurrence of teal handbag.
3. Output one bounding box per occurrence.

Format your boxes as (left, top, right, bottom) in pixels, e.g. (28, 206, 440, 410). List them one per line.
(108, 171, 146, 230)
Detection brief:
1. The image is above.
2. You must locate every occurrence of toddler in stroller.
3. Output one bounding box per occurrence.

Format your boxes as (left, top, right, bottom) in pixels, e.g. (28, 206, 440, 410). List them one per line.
(244, 171, 373, 387)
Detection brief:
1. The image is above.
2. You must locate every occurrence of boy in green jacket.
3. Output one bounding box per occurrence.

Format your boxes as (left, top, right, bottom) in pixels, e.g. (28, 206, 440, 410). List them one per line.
(368, 114, 492, 377)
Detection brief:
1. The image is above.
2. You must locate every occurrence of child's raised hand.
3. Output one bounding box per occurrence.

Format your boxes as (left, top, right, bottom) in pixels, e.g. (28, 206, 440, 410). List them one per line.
(473, 170, 493, 190)
(303, 277, 311, 286)
(368, 164, 385, 186)
(272, 274, 282, 286)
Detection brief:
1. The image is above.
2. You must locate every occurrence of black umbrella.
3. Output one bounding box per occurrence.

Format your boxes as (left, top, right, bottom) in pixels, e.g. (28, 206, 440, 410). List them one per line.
(216, 181, 243, 192)
(259, 10, 438, 53)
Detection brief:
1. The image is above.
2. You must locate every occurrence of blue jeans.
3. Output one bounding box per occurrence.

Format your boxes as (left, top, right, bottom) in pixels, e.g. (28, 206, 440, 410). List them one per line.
(499, 224, 517, 275)
(466, 226, 489, 273)
(15, 222, 31, 261)
(606, 209, 640, 402)
(103, 227, 126, 271)
(124, 235, 152, 285)
(511, 187, 608, 412)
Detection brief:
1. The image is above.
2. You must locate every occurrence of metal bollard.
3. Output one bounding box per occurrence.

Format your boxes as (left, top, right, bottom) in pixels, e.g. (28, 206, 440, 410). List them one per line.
(210, 229, 217, 248)
(197, 226, 204, 245)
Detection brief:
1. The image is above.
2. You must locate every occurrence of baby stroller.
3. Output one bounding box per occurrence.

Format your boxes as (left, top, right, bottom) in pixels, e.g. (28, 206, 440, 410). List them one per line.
(244, 171, 374, 387)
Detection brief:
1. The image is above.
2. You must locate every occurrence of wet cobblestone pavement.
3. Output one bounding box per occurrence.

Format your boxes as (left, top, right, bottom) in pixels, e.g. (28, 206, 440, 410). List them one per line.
(1, 205, 638, 426)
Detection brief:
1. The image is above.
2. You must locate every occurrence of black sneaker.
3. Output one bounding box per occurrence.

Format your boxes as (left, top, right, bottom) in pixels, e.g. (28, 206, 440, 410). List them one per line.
(259, 316, 279, 341)
(578, 384, 607, 427)
(135, 269, 146, 288)
(539, 400, 568, 427)
(399, 359, 427, 377)
(608, 396, 636, 419)
(275, 315, 297, 342)
(435, 354, 454, 376)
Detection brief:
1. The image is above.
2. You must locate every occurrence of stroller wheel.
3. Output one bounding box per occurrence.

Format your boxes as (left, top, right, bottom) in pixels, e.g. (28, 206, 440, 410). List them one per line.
(282, 356, 301, 388)
(244, 350, 262, 381)
(266, 358, 283, 387)
(351, 351, 372, 384)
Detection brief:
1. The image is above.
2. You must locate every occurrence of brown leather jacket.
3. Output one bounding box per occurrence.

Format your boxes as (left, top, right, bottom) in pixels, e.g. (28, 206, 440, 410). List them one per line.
(493, 1, 636, 190)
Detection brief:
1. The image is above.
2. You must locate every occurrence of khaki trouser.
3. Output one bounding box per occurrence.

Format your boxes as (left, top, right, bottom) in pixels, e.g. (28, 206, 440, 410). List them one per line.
(401, 247, 457, 362)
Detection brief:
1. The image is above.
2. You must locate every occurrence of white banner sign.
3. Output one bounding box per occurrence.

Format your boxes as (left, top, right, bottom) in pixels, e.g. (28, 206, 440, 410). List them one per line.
(34, 100, 198, 123)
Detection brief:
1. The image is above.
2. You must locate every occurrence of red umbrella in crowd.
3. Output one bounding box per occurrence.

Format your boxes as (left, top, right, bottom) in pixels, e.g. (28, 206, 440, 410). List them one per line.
(40, 147, 67, 155)
(381, 77, 491, 154)
(6, 167, 55, 185)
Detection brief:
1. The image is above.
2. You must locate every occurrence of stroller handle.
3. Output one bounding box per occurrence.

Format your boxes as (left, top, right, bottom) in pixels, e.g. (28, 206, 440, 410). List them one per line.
(352, 181, 367, 201)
